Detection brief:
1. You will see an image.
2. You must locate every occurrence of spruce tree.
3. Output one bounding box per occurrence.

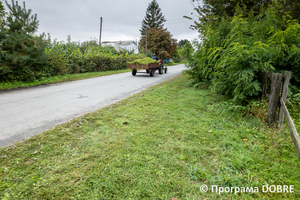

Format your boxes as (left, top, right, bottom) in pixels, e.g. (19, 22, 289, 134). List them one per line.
(1, 0, 49, 82)
(0, 1, 4, 23)
(0, 1, 5, 65)
(140, 0, 166, 35)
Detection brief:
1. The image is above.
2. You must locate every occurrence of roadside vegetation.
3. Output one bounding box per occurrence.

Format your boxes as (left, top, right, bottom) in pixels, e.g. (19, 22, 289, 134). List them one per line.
(185, 1, 300, 126)
(0, 56, 182, 91)
(186, 1, 300, 103)
(1, 74, 299, 199)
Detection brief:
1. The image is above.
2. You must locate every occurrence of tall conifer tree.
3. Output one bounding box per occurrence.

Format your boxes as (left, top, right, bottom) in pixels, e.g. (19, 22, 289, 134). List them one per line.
(1, 0, 49, 81)
(0, 1, 5, 65)
(0, 1, 4, 20)
(140, 0, 166, 35)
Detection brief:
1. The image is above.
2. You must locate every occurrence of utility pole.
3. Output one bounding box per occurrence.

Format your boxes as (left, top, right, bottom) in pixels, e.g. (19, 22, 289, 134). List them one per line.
(99, 17, 102, 46)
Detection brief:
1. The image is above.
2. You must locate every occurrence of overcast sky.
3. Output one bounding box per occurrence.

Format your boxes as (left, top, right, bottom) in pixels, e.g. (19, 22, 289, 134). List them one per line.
(3, 0, 201, 44)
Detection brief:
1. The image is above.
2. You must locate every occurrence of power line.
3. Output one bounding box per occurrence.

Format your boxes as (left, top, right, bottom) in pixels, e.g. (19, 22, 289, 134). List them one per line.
(104, 18, 189, 25)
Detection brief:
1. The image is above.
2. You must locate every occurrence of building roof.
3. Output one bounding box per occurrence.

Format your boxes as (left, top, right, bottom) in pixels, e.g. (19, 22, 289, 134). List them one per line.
(102, 40, 136, 45)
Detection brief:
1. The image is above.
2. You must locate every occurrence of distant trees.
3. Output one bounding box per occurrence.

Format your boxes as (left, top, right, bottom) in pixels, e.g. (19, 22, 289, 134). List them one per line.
(173, 39, 193, 63)
(139, 28, 177, 59)
(140, 0, 166, 35)
(178, 39, 190, 49)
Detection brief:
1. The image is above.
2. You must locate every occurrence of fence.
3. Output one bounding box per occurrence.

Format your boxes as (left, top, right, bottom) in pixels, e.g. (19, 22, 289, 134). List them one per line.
(263, 71, 300, 161)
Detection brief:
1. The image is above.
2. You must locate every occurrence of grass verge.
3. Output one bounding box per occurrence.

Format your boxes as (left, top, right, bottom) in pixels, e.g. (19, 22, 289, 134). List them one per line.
(0, 69, 131, 91)
(0, 73, 299, 199)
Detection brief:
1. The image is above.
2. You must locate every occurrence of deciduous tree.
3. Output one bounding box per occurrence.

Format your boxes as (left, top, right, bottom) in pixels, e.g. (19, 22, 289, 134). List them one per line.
(139, 28, 177, 59)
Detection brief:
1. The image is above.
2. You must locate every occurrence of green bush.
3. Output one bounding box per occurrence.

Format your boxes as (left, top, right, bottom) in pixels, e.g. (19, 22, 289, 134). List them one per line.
(0, 1, 50, 82)
(44, 38, 136, 76)
(186, 2, 300, 102)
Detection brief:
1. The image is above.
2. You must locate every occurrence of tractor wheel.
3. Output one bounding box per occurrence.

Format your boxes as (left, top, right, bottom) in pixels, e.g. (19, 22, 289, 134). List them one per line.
(158, 65, 163, 74)
(132, 69, 137, 76)
(150, 69, 155, 77)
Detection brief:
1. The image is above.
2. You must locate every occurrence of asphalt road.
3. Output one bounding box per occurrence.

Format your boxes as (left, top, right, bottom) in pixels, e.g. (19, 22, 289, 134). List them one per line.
(0, 64, 186, 147)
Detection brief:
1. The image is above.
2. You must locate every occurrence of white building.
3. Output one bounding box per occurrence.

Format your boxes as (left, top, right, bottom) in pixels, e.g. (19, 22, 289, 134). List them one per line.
(102, 40, 139, 54)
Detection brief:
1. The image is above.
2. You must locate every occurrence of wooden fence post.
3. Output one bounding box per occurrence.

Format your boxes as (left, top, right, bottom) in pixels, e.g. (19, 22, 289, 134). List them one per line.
(261, 72, 270, 100)
(266, 73, 283, 126)
(278, 71, 291, 127)
(280, 98, 300, 162)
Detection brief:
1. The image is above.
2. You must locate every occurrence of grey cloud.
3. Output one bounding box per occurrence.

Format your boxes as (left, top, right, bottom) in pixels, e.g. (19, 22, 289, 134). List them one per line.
(4, 0, 199, 42)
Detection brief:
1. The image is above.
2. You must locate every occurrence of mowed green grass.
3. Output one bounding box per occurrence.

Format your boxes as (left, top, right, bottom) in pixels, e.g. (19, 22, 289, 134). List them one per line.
(0, 74, 299, 199)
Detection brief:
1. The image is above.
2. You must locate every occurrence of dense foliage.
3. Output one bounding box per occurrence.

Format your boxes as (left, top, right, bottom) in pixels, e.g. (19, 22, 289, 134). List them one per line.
(173, 39, 192, 63)
(0, 1, 5, 65)
(188, 0, 300, 29)
(140, 0, 166, 35)
(0, 1, 4, 28)
(0, 0, 49, 82)
(45, 36, 129, 76)
(186, 2, 300, 102)
(139, 27, 177, 59)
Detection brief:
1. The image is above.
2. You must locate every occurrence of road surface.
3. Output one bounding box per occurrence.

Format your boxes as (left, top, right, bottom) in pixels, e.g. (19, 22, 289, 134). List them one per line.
(0, 64, 186, 147)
